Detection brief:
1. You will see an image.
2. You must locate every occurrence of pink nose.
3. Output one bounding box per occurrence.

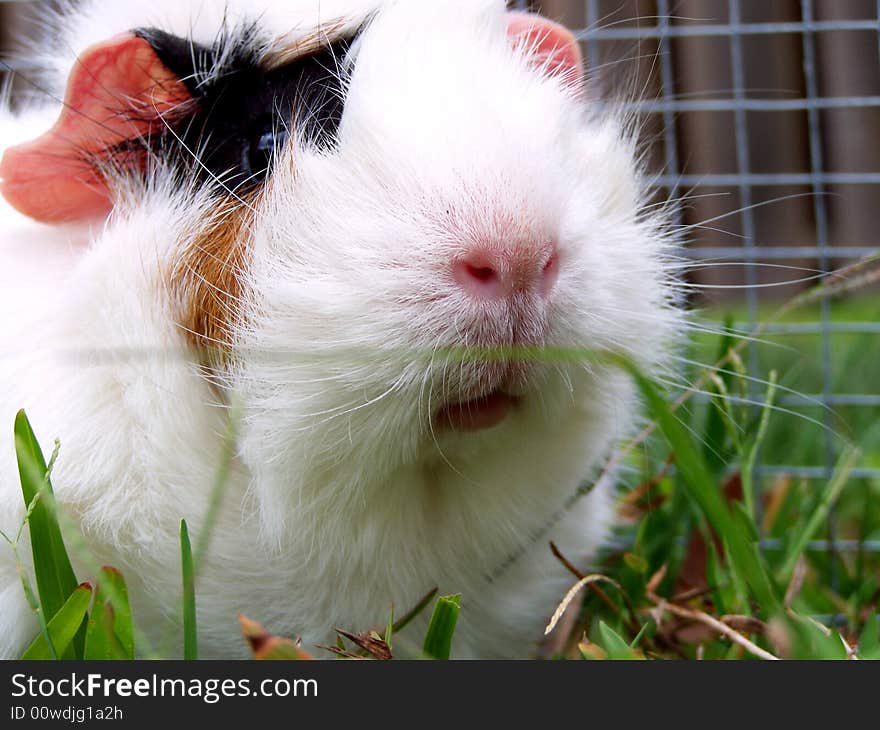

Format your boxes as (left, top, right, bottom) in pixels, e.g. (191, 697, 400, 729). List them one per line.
(453, 243, 559, 301)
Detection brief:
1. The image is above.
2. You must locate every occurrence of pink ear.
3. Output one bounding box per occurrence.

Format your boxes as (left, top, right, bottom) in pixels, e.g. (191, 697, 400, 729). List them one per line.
(0, 33, 191, 224)
(506, 11, 584, 88)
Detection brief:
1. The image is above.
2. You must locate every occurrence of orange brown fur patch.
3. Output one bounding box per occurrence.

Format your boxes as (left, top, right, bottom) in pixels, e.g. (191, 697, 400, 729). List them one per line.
(170, 195, 255, 368)
(169, 25, 355, 368)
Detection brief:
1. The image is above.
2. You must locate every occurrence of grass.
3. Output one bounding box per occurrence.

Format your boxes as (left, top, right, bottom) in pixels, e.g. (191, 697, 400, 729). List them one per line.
(558, 288, 880, 660)
(5, 266, 880, 660)
(180, 520, 198, 661)
(6, 416, 458, 660)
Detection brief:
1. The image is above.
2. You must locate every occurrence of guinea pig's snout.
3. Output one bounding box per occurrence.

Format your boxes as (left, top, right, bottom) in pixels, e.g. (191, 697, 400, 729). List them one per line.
(452, 240, 559, 302)
(434, 237, 559, 433)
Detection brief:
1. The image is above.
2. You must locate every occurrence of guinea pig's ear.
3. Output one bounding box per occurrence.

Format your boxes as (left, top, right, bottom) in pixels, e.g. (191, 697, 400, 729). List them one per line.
(0, 33, 192, 224)
(506, 11, 584, 89)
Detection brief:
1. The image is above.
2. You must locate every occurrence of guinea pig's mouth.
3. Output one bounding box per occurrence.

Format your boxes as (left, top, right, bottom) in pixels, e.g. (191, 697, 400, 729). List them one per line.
(433, 390, 521, 432)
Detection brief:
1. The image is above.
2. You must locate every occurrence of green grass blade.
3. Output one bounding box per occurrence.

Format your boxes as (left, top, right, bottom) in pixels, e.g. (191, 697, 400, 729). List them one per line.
(20, 583, 92, 660)
(740, 371, 779, 519)
(180, 520, 198, 660)
(384, 607, 394, 652)
(702, 319, 737, 473)
(731, 501, 761, 543)
(84, 567, 134, 660)
(623, 363, 781, 615)
(422, 594, 461, 660)
(705, 540, 728, 616)
(777, 445, 860, 584)
(628, 622, 653, 650)
(84, 602, 126, 661)
(858, 613, 879, 660)
(392, 587, 438, 634)
(100, 567, 134, 658)
(14, 410, 84, 657)
(787, 616, 849, 660)
(15, 563, 56, 658)
(722, 537, 751, 612)
(597, 622, 642, 660)
(192, 405, 241, 573)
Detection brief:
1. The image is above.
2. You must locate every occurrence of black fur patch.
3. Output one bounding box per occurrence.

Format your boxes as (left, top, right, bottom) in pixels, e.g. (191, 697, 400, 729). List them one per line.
(134, 26, 356, 190)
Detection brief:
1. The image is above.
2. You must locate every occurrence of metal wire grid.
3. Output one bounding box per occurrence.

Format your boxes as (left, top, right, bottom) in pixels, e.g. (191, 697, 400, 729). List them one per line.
(571, 1, 880, 563)
(2, 1, 879, 552)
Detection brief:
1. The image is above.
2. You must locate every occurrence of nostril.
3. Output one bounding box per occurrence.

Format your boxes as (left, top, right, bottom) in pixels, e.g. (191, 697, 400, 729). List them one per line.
(454, 256, 504, 299)
(466, 263, 497, 283)
(453, 243, 560, 300)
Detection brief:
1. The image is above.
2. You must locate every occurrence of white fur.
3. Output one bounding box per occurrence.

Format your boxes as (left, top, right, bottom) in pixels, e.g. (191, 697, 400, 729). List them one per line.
(0, 0, 680, 658)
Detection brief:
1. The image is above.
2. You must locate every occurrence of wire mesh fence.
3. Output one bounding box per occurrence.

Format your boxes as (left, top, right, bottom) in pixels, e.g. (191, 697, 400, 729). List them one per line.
(2, 0, 879, 567)
(533, 1, 880, 567)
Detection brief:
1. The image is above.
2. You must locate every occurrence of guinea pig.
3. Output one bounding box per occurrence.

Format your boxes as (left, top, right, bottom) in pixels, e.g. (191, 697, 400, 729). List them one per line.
(0, 0, 680, 659)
